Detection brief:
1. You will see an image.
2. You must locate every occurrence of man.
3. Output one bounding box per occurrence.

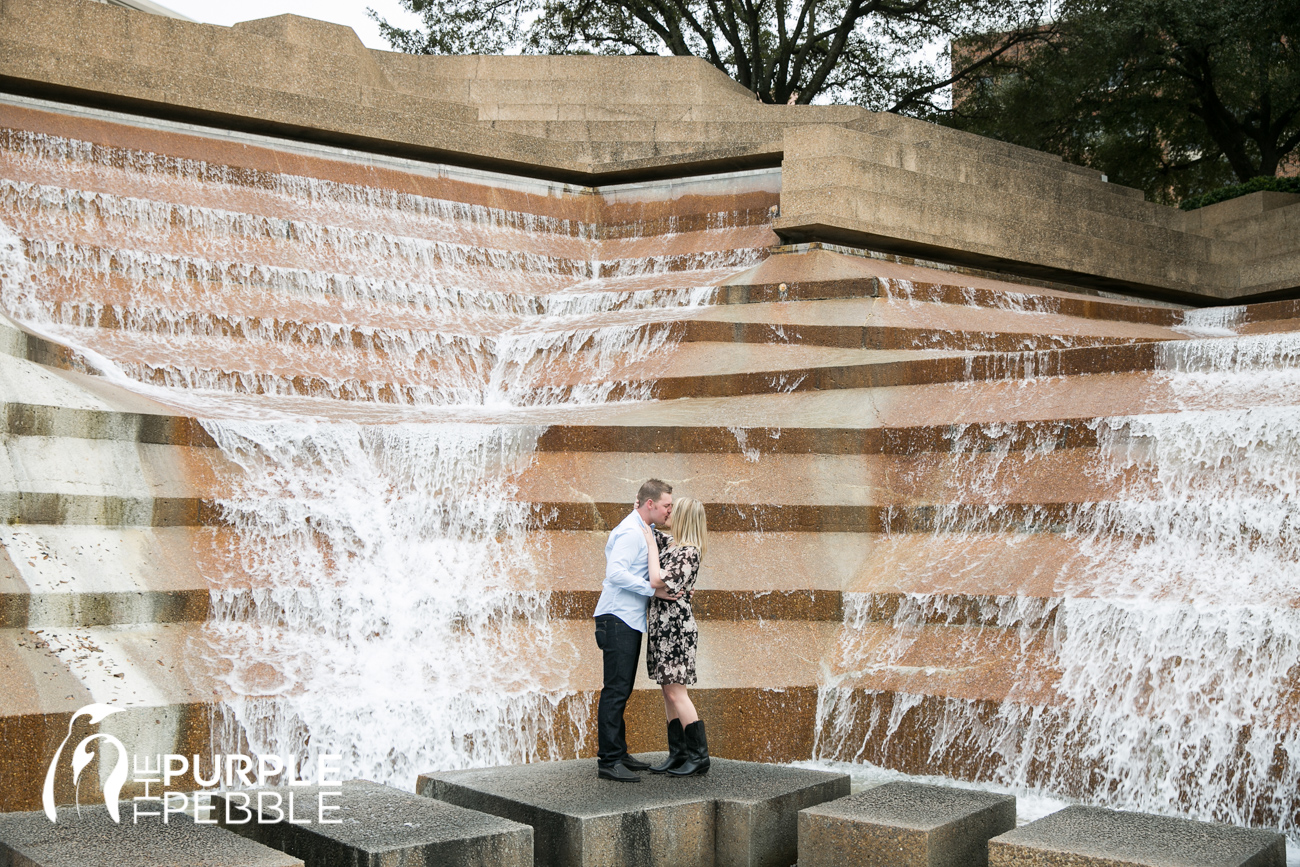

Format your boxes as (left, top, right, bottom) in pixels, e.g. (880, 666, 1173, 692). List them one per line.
(594, 478, 677, 782)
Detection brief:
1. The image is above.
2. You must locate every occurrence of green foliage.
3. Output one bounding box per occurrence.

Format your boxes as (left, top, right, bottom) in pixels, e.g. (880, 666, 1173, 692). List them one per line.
(370, 0, 1048, 110)
(1179, 175, 1300, 211)
(948, 0, 1300, 205)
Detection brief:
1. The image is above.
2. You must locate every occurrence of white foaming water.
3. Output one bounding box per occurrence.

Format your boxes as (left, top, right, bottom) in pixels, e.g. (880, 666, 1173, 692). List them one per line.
(816, 333, 1300, 845)
(200, 421, 584, 785)
(0, 129, 767, 788)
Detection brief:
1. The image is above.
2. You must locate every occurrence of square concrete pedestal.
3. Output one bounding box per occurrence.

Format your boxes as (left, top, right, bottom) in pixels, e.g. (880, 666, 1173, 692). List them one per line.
(988, 805, 1286, 867)
(0, 804, 302, 867)
(798, 782, 1016, 867)
(419, 757, 850, 867)
(213, 779, 532, 867)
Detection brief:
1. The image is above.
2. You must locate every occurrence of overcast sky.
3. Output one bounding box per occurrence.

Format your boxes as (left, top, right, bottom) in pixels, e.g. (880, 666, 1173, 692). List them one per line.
(161, 0, 425, 50)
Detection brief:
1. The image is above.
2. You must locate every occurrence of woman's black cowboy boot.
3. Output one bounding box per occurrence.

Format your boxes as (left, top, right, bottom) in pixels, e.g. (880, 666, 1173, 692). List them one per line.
(649, 718, 685, 774)
(667, 720, 710, 776)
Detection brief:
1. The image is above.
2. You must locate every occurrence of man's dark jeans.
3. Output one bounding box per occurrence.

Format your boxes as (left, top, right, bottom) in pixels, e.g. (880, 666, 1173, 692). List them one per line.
(594, 613, 642, 767)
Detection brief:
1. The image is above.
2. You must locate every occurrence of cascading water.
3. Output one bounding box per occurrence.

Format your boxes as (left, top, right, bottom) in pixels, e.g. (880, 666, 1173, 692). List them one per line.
(0, 124, 769, 787)
(10, 102, 1296, 849)
(815, 328, 1300, 846)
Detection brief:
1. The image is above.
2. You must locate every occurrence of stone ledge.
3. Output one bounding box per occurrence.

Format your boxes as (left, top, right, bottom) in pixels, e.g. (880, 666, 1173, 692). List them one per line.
(799, 782, 1016, 867)
(987, 805, 1286, 867)
(213, 780, 532, 867)
(0, 493, 221, 527)
(531, 501, 1087, 534)
(534, 420, 1105, 456)
(0, 803, 302, 867)
(546, 588, 844, 621)
(418, 757, 849, 867)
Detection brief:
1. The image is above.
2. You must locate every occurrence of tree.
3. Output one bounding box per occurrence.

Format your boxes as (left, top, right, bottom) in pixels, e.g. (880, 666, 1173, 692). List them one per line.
(371, 0, 1048, 111)
(950, 0, 1300, 203)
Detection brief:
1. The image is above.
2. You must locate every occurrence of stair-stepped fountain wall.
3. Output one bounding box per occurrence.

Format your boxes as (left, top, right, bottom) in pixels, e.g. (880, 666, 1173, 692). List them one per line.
(0, 96, 785, 806)
(1, 68, 1299, 860)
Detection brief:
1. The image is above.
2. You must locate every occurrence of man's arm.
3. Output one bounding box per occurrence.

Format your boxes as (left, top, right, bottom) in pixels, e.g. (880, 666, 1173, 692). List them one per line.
(605, 529, 655, 597)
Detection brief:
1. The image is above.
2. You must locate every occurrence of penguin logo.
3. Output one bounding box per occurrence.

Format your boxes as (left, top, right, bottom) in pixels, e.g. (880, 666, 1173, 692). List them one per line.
(42, 704, 128, 823)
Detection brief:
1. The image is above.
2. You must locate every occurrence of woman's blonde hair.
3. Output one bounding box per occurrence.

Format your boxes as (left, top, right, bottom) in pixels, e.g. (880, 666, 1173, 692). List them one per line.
(670, 496, 707, 560)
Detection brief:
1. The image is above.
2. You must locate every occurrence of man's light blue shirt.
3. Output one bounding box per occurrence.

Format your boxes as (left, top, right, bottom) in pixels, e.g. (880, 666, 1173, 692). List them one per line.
(595, 509, 656, 632)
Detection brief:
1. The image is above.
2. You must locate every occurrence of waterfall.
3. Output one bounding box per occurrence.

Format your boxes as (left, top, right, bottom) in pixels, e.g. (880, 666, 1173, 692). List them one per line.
(815, 330, 1300, 841)
(0, 126, 767, 788)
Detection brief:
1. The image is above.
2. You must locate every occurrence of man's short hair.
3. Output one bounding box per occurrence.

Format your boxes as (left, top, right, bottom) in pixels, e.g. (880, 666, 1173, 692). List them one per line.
(637, 479, 672, 505)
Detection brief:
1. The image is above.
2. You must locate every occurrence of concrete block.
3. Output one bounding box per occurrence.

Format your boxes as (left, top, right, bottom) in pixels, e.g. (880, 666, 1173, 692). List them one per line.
(213, 780, 532, 867)
(987, 805, 1286, 867)
(0, 803, 302, 866)
(798, 782, 1016, 867)
(418, 756, 849, 867)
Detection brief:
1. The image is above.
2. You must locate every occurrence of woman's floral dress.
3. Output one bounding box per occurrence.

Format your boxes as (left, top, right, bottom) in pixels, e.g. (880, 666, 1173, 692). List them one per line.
(646, 528, 701, 685)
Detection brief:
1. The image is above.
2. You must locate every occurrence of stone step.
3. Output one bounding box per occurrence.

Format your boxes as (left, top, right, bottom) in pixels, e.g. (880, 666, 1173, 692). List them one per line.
(848, 112, 1082, 173)
(820, 622, 1061, 707)
(477, 102, 862, 125)
(547, 589, 843, 622)
(0, 446, 1149, 533)
(675, 316, 1149, 352)
(8, 233, 755, 306)
(0, 491, 220, 526)
(398, 69, 766, 111)
(543, 528, 1297, 620)
(564, 367, 1279, 433)
(722, 274, 1191, 328)
(0, 108, 781, 243)
(727, 247, 1192, 325)
(554, 343, 970, 394)
(517, 446, 1142, 509)
(0, 399, 1200, 461)
(214, 780, 533, 867)
(3, 402, 213, 447)
(0, 804, 302, 867)
(987, 805, 1286, 867)
(597, 341, 1171, 401)
(535, 420, 1108, 455)
(0, 429, 226, 527)
(1237, 297, 1300, 327)
(798, 782, 1016, 867)
(0, 523, 848, 627)
(419, 757, 849, 867)
(534, 502, 1095, 534)
(0, 98, 782, 236)
(16, 293, 1173, 391)
(685, 293, 1185, 344)
(0, 526, 214, 628)
(0, 154, 774, 259)
(485, 118, 813, 144)
(0, 617, 837, 722)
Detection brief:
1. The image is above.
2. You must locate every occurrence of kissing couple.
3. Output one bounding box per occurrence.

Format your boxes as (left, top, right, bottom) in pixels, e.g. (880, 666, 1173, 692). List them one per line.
(593, 479, 709, 782)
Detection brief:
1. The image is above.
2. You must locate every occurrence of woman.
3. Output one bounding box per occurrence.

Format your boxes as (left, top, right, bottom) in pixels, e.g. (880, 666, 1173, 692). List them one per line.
(640, 496, 709, 776)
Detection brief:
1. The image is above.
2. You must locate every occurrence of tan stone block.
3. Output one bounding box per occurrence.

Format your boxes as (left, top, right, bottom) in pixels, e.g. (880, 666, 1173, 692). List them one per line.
(799, 783, 1016, 867)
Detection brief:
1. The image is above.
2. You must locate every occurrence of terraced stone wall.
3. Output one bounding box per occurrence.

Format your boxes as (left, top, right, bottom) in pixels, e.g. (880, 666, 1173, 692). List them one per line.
(0, 25, 1298, 853)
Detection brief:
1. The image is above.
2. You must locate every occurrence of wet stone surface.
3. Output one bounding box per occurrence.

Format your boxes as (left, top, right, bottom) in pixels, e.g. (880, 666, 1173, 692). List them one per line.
(798, 782, 1016, 867)
(0, 803, 302, 866)
(988, 805, 1286, 867)
(418, 756, 849, 867)
(212, 780, 531, 867)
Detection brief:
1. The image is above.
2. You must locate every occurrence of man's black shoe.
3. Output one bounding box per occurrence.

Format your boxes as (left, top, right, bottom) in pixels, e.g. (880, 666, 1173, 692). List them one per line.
(597, 761, 641, 782)
(619, 755, 651, 771)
